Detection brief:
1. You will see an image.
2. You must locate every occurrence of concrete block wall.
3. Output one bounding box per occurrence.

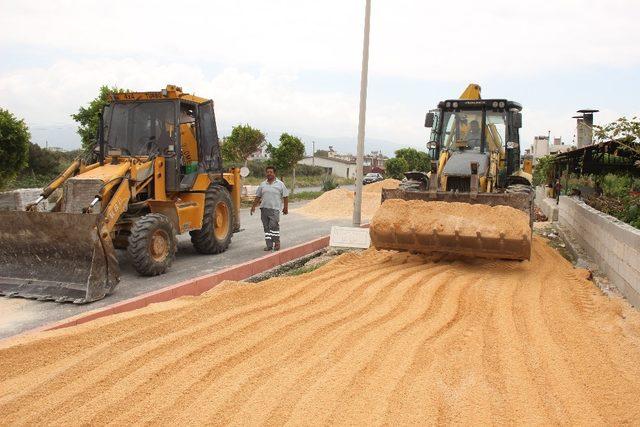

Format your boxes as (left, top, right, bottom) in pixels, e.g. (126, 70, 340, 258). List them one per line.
(535, 186, 558, 221)
(559, 196, 640, 306)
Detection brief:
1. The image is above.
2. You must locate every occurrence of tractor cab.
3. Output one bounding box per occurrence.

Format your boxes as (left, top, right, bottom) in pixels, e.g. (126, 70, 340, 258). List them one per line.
(425, 98, 523, 187)
(101, 85, 223, 191)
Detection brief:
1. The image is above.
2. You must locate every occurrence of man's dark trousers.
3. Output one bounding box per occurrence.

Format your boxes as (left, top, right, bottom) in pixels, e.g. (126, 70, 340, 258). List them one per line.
(260, 208, 280, 249)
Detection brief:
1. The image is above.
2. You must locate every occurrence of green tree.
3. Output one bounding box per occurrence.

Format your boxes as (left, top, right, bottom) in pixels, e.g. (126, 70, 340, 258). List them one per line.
(394, 147, 430, 171)
(532, 155, 555, 186)
(266, 133, 306, 191)
(221, 124, 266, 166)
(594, 116, 640, 158)
(25, 142, 59, 176)
(0, 108, 30, 189)
(71, 85, 126, 153)
(384, 157, 409, 180)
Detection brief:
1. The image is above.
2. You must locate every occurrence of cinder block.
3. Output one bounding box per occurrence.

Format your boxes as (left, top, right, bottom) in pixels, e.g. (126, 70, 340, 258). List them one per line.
(625, 245, 640, 271)
(618, 261, 640, 288)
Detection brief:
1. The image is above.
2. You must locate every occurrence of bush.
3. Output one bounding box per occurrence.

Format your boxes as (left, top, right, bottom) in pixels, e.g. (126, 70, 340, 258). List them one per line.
(0, 108, 30, 189)
(295, 163, 325, 176)
(532, 155, 555, 186)
(580, 173, 640, 229)
(321, 174, 339, 191)
(384, 157, 409, 179)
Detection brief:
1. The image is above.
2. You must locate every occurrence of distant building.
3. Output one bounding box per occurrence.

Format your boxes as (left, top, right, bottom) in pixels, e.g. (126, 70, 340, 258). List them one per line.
(298, 149, 388, 178)
(548, 137, 571, 155)
(531, 136, 550, 161)
(298, 155, 356, 178)
(247, 145, 268, 161)
(363, 150, 387, 173)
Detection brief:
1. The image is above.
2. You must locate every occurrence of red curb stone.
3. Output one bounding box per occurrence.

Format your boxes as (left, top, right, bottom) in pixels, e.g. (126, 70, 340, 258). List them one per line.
(171, 282, 200, 298)
(250, 253, 280, 276)
(73, 309, 116, 325)
(48, 319, 78, 330)
(279, 247, 299, 263)
(195, 274, 225, 294)
(143, 289, 175, 305)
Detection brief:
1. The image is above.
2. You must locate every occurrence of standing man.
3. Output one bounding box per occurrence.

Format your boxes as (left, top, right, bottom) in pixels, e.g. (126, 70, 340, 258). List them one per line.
(251, 166, 289, 251)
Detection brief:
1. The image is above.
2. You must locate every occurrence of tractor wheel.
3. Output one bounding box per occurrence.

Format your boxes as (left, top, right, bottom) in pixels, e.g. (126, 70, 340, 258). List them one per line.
(128, 213, 177, 276)
(190, 185, 234, 254)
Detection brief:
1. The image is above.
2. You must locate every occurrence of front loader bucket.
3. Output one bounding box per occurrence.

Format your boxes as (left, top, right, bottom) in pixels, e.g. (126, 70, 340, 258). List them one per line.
(371, 189, 533, 260)
(0, 211, 120, 303)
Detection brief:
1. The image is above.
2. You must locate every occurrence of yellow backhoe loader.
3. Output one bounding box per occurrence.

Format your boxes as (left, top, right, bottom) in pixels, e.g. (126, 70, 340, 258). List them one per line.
(0, 85, 242, 303)
(371, 84, 534, 260)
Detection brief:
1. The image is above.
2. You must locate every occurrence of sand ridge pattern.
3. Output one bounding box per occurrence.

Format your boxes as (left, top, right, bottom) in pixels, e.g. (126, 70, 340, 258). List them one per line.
(2, 238, 640, 425)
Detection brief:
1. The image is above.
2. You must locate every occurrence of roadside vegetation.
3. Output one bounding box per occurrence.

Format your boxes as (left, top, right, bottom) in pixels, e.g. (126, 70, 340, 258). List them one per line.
(384, 148, 430, 179)
(535, 116, 640, 229)
(563, 174, 640, 229)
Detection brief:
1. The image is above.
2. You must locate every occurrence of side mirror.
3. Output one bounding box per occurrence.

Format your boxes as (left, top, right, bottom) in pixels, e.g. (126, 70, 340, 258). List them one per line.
(425, 112, 435, 128)
(514, 112, 522, 128)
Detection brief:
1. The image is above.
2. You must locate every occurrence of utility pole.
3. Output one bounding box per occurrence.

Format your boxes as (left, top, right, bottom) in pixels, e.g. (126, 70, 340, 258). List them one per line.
(352, 0, 371, 227)
(312, 141, 315, 166)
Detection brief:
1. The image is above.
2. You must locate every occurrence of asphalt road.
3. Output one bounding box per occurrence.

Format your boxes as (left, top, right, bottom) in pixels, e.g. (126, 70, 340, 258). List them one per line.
(0, 202, 353, 339)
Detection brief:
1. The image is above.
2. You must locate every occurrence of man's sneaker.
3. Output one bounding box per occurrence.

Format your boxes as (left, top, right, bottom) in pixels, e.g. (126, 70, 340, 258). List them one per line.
(264, 247, 273, 251)
(274, 242, 281, 251)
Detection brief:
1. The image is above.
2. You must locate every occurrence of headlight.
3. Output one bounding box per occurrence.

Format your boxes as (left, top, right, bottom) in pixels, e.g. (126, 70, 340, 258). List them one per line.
(427, 141, 437, 149)
(499, 101, 505, 108)
(507, 141, 518, 149)
(492, 101, 498, 108)
(452, 102, 458, 108)
(445, 102, 451, 108)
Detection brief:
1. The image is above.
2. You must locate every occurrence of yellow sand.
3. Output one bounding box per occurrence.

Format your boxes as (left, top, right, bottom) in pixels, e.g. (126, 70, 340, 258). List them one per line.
(295, 179, 400, 219)
(1, 238, 640, 425)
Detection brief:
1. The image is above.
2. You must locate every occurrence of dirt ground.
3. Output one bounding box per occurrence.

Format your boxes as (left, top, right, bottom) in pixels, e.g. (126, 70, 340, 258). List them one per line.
(2, 237, 640, 425)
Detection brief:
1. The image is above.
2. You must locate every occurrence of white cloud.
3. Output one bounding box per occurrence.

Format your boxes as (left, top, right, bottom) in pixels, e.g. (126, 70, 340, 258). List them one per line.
(2, 1, 639, 80)
(1, 1, 639, 152)
(0, 58, 423, 151)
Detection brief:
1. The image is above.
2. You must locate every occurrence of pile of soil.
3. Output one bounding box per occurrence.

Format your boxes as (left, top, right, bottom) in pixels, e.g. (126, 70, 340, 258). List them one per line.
(363, 178, 401, 193)
(373, 199, 530, 239)
(2, 238, 640, 424)
(295, 179, 400, 220)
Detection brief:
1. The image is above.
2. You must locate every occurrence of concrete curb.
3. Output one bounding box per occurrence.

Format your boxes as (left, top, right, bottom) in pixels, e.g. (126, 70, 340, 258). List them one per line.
(18, 235, 331, 336)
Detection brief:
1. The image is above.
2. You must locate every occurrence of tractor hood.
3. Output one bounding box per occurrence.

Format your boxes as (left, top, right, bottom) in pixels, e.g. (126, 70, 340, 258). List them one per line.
(443, 152, 489, 177)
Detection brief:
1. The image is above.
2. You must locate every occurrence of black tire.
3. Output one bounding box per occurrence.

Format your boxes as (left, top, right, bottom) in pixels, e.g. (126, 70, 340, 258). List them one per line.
(128, 213, 177, 276)
(190, 185, 234, 254)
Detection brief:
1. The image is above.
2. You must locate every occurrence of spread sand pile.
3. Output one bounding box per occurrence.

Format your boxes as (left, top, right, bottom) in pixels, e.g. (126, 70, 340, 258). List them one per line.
(2, 238, 640, 425)
(371, 199, 531, 259)
(295, 179, 400, 219)
(363, 178, 401, 193)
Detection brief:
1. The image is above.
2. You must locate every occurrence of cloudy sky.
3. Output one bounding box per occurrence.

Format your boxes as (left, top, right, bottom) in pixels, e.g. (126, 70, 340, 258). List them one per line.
(1, 0, 639, 155)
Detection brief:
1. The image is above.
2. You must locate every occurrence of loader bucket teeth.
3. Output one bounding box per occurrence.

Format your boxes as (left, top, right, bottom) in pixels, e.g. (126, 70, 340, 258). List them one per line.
(371, 190, 533, 261)
(0, 211, 120, 303)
